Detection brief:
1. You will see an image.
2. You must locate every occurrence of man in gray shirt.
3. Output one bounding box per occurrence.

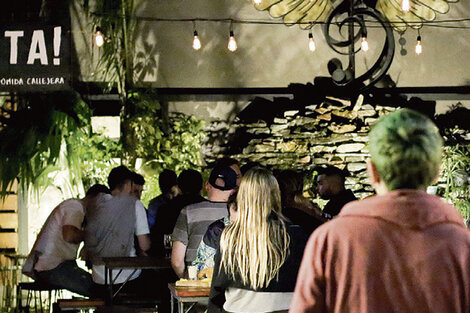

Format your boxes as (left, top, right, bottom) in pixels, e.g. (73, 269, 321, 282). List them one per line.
(171, 164, 237, 278)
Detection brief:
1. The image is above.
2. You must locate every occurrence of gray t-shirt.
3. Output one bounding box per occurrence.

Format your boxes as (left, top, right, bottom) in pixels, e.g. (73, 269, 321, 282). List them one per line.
(172, 200, 228, 263)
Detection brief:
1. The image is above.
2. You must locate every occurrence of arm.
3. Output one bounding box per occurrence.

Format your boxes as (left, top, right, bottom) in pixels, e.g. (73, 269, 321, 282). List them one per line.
(135, 200, 151, 255)
(171, 241, 187, 278)
(289, 234, 326, 313)
(62, 225, 85, 244)
(137, 234, 151, 255)
(171, 208, 190, 278)
(207, 248, 227, 313)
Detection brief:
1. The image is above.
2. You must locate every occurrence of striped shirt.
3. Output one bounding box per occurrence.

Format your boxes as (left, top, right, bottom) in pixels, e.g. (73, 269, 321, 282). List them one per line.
(172, 200, 228, 263)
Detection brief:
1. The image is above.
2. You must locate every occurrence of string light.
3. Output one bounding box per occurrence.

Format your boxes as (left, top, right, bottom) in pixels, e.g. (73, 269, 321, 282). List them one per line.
(361, 33, 369, 52)
(228, 30, 238, 52)
(192, 31, 201, 50)
(308, 30, 316, 52)
(94, 27, 104, 47)
(192, 22, 201, 51)
(401, 0, 410, 13)
(415, 34, 422, 55)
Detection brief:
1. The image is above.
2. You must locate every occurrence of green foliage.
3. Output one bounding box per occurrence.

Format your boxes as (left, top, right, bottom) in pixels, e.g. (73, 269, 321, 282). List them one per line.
(0, 91, 91, 198)
(441, 143, 470, 220)
(123, 95, 206, 206)
(67, 130, 122, 191)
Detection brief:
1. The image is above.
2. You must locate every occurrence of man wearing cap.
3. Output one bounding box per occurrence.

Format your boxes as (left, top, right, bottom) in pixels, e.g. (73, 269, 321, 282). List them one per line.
(171, 164, 237, 278)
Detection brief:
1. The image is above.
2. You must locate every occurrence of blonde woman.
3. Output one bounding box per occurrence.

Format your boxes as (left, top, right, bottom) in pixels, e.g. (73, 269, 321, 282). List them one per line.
(208, 167, 308, 313)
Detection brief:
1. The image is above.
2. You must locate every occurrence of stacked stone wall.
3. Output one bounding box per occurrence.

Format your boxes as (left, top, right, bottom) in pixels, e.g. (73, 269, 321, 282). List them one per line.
(203, 96, 398, 199)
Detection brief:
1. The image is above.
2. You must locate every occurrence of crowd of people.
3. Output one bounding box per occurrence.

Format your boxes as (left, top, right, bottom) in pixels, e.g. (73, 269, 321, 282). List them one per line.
(22, 109, 470, 313)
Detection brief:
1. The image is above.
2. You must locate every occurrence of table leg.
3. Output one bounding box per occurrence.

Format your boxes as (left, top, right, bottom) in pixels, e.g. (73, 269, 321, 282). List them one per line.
(170, 293, 174, 313)
(178, 301, 184, 313)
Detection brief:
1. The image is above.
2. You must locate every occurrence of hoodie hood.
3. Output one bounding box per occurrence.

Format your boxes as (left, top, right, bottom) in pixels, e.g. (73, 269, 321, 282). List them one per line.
(339, 190, 465, 230)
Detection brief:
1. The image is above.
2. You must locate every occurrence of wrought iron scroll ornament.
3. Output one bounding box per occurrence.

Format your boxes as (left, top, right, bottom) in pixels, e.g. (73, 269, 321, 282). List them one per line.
(253, 0, 458, 91)
(323, 1, 395, 90)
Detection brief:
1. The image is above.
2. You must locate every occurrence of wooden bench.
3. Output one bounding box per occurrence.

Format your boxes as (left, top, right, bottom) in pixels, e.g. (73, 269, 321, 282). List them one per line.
(53, 298, 105, 312)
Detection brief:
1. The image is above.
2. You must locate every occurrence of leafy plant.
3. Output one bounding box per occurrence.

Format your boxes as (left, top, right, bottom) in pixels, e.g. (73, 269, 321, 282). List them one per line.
(441, 143, 470, 221)
(0, 91, 91, 198)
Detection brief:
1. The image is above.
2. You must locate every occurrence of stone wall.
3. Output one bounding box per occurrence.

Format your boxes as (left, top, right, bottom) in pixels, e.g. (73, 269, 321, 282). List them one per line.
(203, 95, 399, 199)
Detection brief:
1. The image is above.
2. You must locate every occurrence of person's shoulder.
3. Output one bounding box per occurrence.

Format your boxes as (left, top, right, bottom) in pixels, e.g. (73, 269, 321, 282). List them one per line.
(185, 199, 215, 210)
(59, 198, 84, 211)
(148, 195, 164, 207)
(203, 218, 226, 247)
(286, 223, 309, 242)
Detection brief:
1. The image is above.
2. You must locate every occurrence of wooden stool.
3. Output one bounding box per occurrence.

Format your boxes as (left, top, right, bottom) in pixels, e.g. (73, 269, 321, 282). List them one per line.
(17, 281, 64, 313)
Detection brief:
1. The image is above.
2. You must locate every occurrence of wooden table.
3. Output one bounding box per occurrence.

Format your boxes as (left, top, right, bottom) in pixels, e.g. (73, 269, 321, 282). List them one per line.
(168, 283, 210, 313)
(101, 256, 171, 305)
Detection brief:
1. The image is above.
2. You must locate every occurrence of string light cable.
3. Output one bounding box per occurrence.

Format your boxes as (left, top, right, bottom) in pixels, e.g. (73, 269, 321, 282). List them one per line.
(88, 12, 470, 29)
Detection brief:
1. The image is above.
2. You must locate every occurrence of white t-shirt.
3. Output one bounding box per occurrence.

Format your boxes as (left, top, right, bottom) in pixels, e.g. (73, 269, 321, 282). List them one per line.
(33, 199, 85, 272)
(92, 199, 150, 284)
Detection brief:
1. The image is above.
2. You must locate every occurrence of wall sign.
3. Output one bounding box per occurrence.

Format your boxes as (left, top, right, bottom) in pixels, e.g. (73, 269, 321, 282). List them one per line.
(0, 25, 70, 92)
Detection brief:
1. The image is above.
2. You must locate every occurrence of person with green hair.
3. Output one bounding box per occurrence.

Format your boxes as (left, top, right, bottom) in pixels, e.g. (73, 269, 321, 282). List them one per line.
(291, 108, 470, 313)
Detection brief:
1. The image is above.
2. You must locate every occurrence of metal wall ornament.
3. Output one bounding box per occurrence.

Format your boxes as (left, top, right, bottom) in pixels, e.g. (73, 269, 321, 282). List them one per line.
(253, 0, 458, 91)
(253, 0, 458, 31)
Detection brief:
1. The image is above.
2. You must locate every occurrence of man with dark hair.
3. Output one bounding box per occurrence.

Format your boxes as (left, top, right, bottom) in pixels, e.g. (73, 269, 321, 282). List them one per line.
(214, 157, 242, 188)
(171, 164, 237, 278)
(85, 165, 151, 293)
(22, 184, 110, 296)
(149, 169, 204, 257)
(147, 169, 178, 230)
(291, 109, 470, 313)
(315, 165, 357, 218)
(177, 169, 203, 196)
(132, 172, 145, 200)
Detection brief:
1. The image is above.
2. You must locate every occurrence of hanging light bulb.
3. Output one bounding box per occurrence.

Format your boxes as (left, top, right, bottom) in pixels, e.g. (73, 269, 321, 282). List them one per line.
(192, 30, 201, 51)
(228, 30, 238, 52)
(94, 27, 104, 47)
(415, 35, 422, 55)
(253, 0, 262, 4)
(308, 31, 316, 52)
(361, 33, 369, 52)
(401, 0, 411, 12)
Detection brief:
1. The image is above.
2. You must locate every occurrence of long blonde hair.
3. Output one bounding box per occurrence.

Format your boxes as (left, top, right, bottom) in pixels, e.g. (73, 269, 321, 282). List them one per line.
(220, 167, 290, 289)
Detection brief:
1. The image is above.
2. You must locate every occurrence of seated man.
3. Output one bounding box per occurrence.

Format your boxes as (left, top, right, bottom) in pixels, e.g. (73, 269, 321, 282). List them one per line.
(149, 169, 204, 257)
(147, 169, 179, 230)
(171, 164, 237, 278)
(132, 172, 146, 201)
(315, 165, 357, 219)
(291, 109, 470, 313)
(22, 184, 110, 297)
(192, 192, 237, 272)
(84, 165, 151, 295)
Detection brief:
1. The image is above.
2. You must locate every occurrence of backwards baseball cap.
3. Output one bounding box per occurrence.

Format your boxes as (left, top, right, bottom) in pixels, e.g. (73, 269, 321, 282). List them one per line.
(208, 165, 237, 191)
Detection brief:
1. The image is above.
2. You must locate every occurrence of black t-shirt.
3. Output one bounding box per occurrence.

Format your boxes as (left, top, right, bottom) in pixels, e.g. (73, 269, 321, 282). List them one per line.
(322, 189, 357, 217)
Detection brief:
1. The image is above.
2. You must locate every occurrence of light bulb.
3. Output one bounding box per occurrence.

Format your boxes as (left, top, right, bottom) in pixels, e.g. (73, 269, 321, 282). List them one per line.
(401, 0, 410, 12)
(361, 35, 369, 52)
(94, 27, 104, 47)
(192, 31, 201, 50)
(415, 36, 422, 55)
(253, 0, 262, 4)
(228, 31, 237, 52)
(308, 33, 316, 52)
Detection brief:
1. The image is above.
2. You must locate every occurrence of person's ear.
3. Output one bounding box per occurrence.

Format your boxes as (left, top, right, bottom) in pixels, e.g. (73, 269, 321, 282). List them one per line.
(431, 164, 442, 185)
(205, 181, 211, 193)
(367, 159, 381, 186)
